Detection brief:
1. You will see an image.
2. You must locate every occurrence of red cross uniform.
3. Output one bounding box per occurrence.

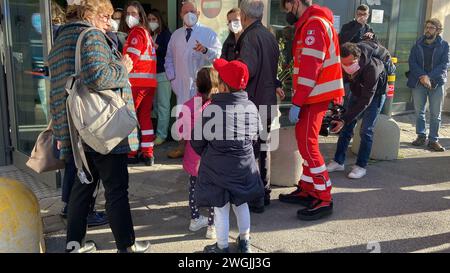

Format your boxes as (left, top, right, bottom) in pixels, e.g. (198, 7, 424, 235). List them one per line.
(291, 5, 345, 202)
(123, 26, 157, 158)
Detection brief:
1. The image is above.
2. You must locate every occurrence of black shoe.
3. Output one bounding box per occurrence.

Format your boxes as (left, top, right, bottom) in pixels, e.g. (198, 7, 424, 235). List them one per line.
(127, 156, 140, 165)
(118, 241, 151, 253)
(66, 240, 97, 253)
(87, 211, 109, 228)
(249, 205, 265, 214)
(141, 156, 155, 166)
(279, 186, 315, 207)
(412, 136, 427, 146)
(203, 243, 230, 253)
(264, 192, 271, 206)
(297, 199, 333, 221)
(60, 204, 68, 219)
(236, 236, 252, 253)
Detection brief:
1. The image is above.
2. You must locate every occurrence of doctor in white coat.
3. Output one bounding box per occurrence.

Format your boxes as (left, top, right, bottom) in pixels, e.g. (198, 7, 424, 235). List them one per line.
(165, 0, 222, 158)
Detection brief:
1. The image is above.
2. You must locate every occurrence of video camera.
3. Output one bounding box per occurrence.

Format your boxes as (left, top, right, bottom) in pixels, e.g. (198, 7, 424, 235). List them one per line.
(319, 104, 346, 137)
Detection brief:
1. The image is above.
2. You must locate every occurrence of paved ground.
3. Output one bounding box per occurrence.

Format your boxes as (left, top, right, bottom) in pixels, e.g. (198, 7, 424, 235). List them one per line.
(3, 113, 450, 253)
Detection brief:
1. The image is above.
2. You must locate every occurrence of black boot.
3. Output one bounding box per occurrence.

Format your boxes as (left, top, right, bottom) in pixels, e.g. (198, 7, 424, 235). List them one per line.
(297, 199, 333, 221)
(279, 186, 315, 207)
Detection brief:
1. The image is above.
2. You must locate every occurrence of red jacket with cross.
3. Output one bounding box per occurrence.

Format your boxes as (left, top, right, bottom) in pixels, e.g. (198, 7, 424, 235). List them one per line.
(291, 4, 344, 107)
(123, 26, 157, 88)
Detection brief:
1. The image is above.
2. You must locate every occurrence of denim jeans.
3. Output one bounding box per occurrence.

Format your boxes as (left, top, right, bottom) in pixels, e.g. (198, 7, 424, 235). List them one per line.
(334, 94, 386, 168)
(412, 85, 445, 142)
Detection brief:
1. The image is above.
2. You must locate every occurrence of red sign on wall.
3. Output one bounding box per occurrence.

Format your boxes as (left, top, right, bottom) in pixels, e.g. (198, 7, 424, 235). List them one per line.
(201, 0, 222, 19)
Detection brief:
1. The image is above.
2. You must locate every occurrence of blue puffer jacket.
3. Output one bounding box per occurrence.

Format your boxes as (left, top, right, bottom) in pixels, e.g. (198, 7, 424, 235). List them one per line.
(407, 35, 450, 89)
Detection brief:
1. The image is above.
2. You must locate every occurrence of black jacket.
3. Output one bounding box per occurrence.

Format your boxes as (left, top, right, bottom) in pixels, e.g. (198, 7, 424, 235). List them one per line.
(339, 20, 376, 45)
(221, 32, 238, 61)
(155, 29, 172, 73)
(235, 21, 280, 111)
(191, 92, 264, 208)
(342, 45, 385, 124)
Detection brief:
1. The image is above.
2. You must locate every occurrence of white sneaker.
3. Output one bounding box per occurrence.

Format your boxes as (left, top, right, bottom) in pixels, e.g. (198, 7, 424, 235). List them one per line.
(189, 215, 209, 232)
(348, 166, 367, 179)
(206, 225, 216, 239)
(326, 160, 345, 173)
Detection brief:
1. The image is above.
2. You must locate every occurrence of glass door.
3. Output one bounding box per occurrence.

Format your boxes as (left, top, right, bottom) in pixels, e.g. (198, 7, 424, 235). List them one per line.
(2, 0, 58, 187)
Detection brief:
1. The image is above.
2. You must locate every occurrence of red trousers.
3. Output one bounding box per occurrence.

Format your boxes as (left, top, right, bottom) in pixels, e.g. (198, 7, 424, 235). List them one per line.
(131, 87, 156, 158)
(295, 100, 332, 202)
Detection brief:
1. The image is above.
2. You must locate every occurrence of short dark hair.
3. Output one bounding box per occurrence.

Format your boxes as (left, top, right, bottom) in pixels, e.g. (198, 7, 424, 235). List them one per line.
(341, 42, 361, 59)
(426, 18, 443, 32)
(357, 4, 369, 12)
(281, 0, 312, 9)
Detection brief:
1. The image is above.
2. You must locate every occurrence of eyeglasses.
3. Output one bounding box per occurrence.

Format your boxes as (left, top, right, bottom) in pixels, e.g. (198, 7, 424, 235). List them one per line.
(98, 14, 111, 22)
(425, 25, 437, 30)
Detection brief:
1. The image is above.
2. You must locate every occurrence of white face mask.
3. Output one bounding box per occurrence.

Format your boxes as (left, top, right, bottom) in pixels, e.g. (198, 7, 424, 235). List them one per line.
(228, 20, 242, 34)
(126, 15, 140, 29)
(110, 19, 119, 32)
(342, 62, 361, 75)
(149, 22, 159, 32)
(184, 12, 198, 27)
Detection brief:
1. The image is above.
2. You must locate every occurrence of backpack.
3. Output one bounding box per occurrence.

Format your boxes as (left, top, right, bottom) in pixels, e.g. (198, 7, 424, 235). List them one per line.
(358, 40, 396, 94)
(66, 27, 137, 183)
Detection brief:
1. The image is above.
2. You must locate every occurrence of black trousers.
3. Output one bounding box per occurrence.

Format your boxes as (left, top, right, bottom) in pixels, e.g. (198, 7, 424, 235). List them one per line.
(66, 152, 135, 250)
(250, 122, 272, 208)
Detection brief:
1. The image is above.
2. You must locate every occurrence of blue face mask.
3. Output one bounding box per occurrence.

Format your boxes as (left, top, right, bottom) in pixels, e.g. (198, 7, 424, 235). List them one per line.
(32, 13, 42, 34)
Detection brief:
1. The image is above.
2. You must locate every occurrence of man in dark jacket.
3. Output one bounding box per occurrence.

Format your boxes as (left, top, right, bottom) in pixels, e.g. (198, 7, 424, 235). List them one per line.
(339, 4, 376, 45)
(408, 18, 450, 152)
(326, 42, 386, 180)
(235, 0, 280, 213)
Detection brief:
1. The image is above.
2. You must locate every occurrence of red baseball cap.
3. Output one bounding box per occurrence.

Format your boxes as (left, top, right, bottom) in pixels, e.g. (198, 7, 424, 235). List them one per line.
(213, 58, 249, 90)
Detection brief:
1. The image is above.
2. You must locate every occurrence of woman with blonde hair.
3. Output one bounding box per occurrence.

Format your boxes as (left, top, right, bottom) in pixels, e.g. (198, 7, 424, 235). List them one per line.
(48, 0, 149, 253)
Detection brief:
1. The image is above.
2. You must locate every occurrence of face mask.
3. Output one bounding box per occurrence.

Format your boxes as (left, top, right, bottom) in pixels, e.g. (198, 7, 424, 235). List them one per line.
(149, 22, 159, 32)
(126, 15, 140, 29)
(110, 19, 119, 32)
(342, 62, 360, 75)
(229, 20, 242, 34)
(184, 12, 198, 27)
(286, 3, 299, 25)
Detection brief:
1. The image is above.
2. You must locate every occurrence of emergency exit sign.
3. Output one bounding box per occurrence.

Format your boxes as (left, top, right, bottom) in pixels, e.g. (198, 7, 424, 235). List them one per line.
(201, 0, 222, 19)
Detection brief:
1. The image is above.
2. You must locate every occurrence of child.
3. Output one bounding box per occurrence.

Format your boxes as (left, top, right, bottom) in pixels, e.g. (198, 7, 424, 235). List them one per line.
(178, 67, 219, 239)
(191, 59, 264, 253)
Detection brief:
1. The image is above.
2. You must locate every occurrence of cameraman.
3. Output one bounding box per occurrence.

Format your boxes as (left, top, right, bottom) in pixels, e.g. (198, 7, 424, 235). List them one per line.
(327, 42, 386, 179)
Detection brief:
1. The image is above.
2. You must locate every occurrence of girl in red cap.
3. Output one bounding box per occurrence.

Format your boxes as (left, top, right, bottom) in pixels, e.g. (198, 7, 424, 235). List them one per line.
(191, 59, 264, 253)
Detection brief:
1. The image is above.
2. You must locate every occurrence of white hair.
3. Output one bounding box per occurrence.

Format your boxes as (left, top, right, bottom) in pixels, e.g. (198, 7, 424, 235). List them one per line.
(239, 0, 264, 20)
(182, 0, 197, 10)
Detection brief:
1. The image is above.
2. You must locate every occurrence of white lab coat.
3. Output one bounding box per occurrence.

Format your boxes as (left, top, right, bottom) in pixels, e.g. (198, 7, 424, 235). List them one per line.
(165, 23, 222, 110)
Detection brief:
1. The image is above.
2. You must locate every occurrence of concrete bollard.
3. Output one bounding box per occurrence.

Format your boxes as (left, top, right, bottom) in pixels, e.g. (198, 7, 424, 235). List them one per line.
(0, 177, 45, 253)
(270, 126, 303, 187)
(351, 114, 400, 160)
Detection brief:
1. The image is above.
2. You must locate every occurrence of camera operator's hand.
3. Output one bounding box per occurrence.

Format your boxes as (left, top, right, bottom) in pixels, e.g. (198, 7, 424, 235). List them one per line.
(289, 105, 301, 124)
(330, 120, 344, 134)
